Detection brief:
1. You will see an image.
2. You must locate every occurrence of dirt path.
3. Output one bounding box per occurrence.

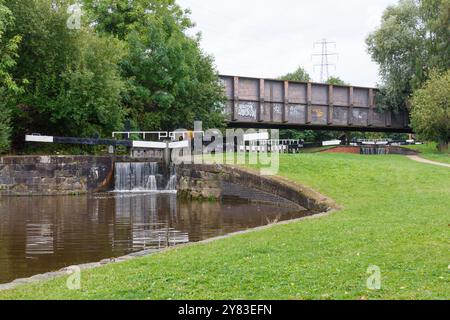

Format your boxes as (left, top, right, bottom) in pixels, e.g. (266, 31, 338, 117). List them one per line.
(407, 156, 450, 168)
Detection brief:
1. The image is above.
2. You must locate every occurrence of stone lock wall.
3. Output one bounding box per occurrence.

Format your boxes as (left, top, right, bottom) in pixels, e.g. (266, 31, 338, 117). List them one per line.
(176, 164, 338, 213)
(322, 146, 419, 155)
(0, 156, 116, 196)
(0, 156, 338, 214)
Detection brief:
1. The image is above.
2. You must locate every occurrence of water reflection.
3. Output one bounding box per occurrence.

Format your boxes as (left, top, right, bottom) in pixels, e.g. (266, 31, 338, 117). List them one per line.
(26, 223, 54, 256)
(112, 194, 189, 251)
(0, 193, 307, 284)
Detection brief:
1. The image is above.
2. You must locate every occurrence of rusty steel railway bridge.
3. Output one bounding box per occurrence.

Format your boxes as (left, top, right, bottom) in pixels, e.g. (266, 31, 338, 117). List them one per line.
(25, 74, 413, 153)
(220, 75, 412, 133)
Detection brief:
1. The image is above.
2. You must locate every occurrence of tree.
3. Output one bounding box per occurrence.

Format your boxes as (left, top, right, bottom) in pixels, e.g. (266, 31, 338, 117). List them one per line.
(411, 70, 450, 152)
(48, 31, 126, 137)
(278, 66, 311, 82)
(83, 0, 225, 131)
(4, 0, 126, 150)
(0, 111, 10, 153)
(420, 0, 450, 71)
(366, 0, 450, 112)
(326, 76, 348, 86)
(2, 0, 225, 153)
(0, 0, 20, 153)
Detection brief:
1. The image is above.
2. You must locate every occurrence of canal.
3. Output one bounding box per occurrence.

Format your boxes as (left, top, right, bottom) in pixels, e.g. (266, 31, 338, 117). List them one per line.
(0, 193, 309, 284)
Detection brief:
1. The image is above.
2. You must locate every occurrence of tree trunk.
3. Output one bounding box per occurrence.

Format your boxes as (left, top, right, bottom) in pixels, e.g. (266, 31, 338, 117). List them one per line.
(437, 139, 449, 153)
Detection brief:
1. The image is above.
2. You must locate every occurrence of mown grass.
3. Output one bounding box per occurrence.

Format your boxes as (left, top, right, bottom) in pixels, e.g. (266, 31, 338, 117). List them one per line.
(0, 153, 449, 300)
(405, 143, 450, 164)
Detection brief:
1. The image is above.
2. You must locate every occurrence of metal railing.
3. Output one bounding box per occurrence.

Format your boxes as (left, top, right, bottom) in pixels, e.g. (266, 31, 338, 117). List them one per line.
(112, 131, 205, 141)
(239, 139, 303, 154)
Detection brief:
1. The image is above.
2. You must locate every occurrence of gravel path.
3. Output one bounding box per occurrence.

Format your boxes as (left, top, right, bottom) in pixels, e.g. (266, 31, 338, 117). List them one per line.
(407, 156, 450, 168)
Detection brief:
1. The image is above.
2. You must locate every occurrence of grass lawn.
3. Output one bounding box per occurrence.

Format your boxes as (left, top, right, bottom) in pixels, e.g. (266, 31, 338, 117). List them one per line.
(0, 153, 449, 300)
(405, 143, 450, 165)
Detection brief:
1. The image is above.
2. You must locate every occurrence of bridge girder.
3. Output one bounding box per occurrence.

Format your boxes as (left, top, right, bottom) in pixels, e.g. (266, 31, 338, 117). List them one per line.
(226, 122, 414, 134)
(220, 75, 412, 134)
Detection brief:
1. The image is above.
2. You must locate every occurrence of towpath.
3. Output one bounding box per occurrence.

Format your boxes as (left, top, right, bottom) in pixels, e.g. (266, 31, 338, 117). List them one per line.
(407, 155, 450, 168)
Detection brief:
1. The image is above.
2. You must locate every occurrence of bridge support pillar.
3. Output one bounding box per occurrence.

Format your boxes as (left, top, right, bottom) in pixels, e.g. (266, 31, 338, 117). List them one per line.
(368, 88, 375, 127)
(306, 83, 312, 124)
(283, 81, 289, 123)
(232, 77, 239, 122)
(347, 87, 354, 126)
(258, 79, 264, 122)
(327, 85, 334, 125)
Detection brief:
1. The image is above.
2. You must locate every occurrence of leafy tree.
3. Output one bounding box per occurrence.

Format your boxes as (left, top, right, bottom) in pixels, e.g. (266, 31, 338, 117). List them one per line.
(326, 76, 348, 86)
(0, 0, 20, 153)
(83, 0, 225, 131)
(4, 0, 126, 149)
(278, 66, 311, 82)
(420, 0, 450, 71)
(366, 0, 450, 112)
(49, 31, 126, 137)
(0, 111, 10, 153)
(411, 70, 450, 152)
(2, 0, 224, 153)
(0, 1, 19, 92)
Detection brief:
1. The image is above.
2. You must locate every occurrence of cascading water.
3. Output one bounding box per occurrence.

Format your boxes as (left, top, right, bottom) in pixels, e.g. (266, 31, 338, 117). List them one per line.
(360, 146, 389, 155)
(114, 162, 177, 192)
(145, 163, 158, 191)
(165, 165, 177, 191)
(146, 176, 157, 191)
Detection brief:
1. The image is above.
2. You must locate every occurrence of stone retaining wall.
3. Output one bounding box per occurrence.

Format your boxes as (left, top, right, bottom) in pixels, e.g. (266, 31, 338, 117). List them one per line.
(0, 156, 115, 195)
(0, 156, 339, 214)
(377, 146, 419, 155)
(322, 146, 419, 155)
(176, 164, 338, 213)
(0, 155, 163, 196)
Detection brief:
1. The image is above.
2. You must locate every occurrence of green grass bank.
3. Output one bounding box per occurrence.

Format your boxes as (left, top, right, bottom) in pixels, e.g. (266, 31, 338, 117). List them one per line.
(0, 153, 449, 300)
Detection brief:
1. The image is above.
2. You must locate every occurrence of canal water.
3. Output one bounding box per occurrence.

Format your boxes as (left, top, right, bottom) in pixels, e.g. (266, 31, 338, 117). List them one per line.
(0, 193, 308, 284)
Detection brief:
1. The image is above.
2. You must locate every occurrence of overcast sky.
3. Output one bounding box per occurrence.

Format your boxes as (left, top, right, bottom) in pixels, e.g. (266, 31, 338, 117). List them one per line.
(177, 0, 398, 87)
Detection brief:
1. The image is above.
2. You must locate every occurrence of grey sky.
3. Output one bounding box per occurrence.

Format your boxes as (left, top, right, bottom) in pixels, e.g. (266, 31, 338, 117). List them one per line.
(177, 0, 398, 87)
